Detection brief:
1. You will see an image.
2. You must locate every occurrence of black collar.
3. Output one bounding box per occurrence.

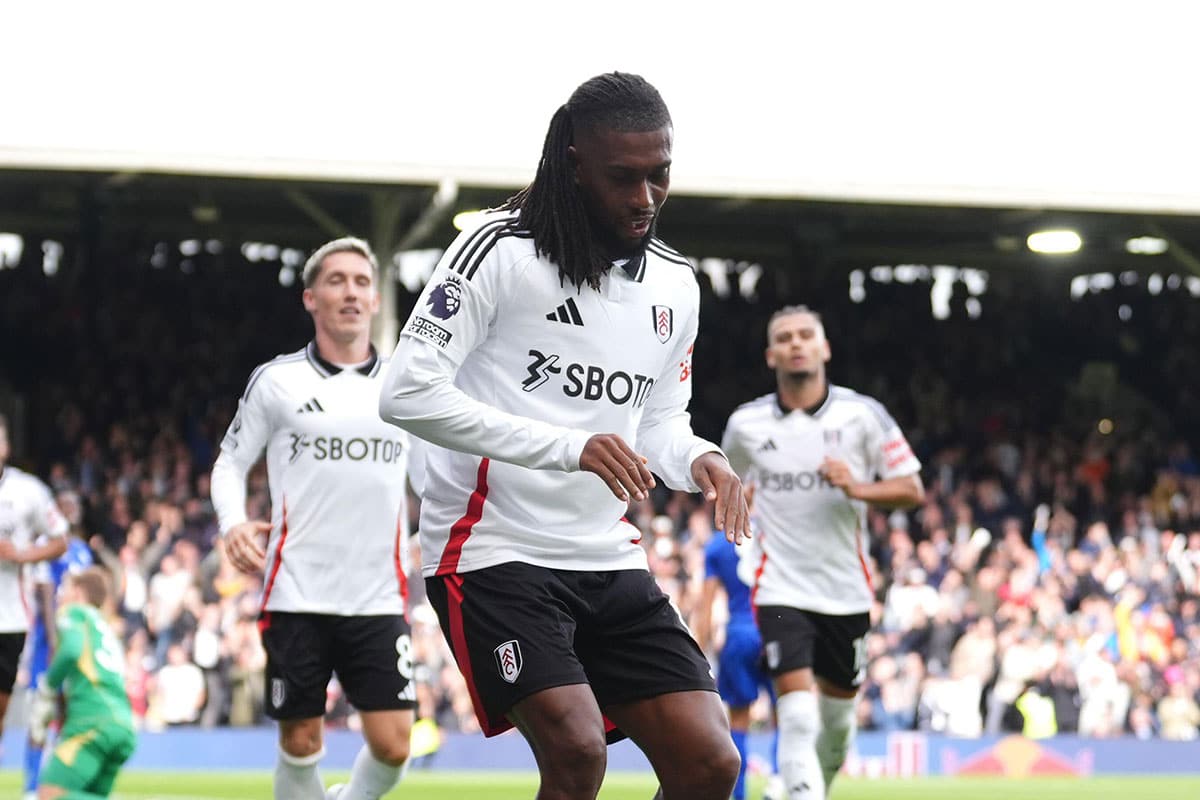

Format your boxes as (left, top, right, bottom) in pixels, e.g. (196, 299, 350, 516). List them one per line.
(615, 249, 647, 282)
(776, 384, 830, 418)
(306, 341, 380, 378)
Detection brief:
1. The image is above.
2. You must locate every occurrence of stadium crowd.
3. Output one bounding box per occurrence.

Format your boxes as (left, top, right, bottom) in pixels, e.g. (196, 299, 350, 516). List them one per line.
(3, 241, 1200, 743)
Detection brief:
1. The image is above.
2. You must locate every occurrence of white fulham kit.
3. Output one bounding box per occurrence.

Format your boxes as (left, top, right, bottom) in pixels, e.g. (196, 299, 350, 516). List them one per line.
(0, 467, 67, 632)
(380, 210, 718, 577)
(211, 342, 410, 616)
(723, 387, 921, 615)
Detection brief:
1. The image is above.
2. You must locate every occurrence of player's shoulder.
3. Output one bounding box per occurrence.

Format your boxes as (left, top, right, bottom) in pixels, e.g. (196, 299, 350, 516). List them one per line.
(0, 466, 51, 497)
(441, 209, 536, 281)
(728, 393, 778, 425)
(242, 346, 309, 399)
(828, 384, 896, 428)
(646, 237, 695, 273)
(58, 602, 93, 627)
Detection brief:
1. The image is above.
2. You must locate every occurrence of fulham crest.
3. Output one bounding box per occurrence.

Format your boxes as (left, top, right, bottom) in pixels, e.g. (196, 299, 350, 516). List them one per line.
(652, 305, 674, 343)
(494, 640, 523, 683)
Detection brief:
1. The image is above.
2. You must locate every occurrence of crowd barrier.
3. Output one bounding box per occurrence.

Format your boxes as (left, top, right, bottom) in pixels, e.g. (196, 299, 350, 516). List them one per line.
(4, 728, 1198, 775)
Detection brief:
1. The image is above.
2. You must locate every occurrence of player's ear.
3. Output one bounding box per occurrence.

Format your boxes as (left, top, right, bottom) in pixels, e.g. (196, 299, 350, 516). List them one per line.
(764, 346, 775, 369)
(302, 287, 316, 313)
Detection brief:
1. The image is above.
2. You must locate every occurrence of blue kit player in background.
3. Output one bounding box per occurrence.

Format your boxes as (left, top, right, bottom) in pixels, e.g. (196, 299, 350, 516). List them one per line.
(24, 490, 94, 799)
(694, 521, 779, 800)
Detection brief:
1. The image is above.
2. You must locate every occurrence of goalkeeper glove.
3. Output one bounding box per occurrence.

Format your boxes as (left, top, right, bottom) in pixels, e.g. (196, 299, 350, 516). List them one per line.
(28, 677, 58, 747)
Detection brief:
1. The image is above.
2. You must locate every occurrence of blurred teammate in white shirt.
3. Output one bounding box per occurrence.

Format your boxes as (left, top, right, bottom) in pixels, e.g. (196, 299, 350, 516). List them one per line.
(211, 238, 414, 800)
(722, 306, 924, 799)
(0, 413, 68, 749)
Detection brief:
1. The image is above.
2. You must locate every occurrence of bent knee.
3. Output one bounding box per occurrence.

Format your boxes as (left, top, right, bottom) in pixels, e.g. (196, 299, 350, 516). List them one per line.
(664, 737, 740, 797)
(539, 727, 607, 775)
(279, 720, 324, 759)
(369, 738, 411, 767)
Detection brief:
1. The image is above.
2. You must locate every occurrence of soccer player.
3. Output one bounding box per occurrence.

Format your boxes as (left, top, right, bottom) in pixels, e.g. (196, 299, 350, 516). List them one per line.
(211, 237, 415, 800)
(25, 490, 94, 798)
(722, 306, 924, 800)
(693, 526, 777, 800)
(379, 71, 750, 800)
(29, 566, 135, 800)
(0, 414, 69, 748)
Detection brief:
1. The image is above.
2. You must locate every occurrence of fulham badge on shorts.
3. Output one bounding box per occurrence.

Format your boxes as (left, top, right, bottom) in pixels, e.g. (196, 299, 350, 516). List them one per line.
(494, 639, 523, 683)
(271, 678, 286, 709)
(652, 305, 673, 343)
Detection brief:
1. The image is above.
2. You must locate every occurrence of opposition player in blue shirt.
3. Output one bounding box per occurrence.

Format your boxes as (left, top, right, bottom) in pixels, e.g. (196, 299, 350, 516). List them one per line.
(24, 492, 93, 799)
(695, 530, 778, 800)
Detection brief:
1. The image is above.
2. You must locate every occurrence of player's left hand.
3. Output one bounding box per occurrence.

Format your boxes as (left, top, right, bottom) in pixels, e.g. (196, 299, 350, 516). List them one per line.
(820, 457, 859, 498)
(0, 540, 18, 563)
(692, 453, 751, 544)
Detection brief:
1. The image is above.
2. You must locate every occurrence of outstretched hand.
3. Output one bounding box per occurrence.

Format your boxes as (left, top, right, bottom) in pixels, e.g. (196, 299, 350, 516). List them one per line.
(692, 452, 751, 544)
(580, 434, 656, 502)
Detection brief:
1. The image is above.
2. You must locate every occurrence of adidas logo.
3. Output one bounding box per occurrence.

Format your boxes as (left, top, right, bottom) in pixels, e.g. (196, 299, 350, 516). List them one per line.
(758, 439, 778, 451)
(296, 398, 325, 414)
(546, 297, 584, 326)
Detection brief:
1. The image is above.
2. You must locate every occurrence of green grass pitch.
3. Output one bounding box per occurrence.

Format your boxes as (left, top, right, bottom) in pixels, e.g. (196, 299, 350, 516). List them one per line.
(1, 769, 1195, 799)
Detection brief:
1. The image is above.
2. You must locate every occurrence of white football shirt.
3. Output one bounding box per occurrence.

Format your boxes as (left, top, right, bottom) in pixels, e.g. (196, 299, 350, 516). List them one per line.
(211, 343, 410, 616)
(0, 466, 68, 632)
(723, 387, 921, 615)
(380, 210, 720, 577)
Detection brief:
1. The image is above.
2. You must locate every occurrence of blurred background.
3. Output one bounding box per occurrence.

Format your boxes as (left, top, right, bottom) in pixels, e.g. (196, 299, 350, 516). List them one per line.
(2, 0, 1199, 792)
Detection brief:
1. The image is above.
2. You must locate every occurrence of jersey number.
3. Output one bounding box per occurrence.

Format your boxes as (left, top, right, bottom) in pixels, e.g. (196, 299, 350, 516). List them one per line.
(395, 634, 414, 679)
(95, 627, 123, 675)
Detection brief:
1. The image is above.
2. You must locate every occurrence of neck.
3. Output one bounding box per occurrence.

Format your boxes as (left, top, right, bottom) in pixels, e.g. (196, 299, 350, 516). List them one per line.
(314, 331, 371, 365)
(777, 371, 827, 412)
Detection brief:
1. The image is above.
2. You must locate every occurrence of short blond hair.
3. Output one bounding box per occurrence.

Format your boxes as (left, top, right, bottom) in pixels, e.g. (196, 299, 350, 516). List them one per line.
(301, 237, 379, 288)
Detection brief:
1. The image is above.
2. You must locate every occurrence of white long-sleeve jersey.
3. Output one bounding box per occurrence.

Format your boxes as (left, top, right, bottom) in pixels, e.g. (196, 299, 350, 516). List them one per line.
(379, 210, 719, 578)
(723, 387, 921, 615)
(0, 466, 68, 632)
(211, 342, 410, 616)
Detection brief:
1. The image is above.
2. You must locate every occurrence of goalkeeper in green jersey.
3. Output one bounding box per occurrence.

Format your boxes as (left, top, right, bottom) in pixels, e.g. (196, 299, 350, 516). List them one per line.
(29, 567, 135, 800)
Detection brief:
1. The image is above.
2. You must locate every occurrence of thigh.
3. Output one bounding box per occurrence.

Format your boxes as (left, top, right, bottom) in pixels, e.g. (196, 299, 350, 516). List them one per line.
(0, 632, 25, 693)
(41, 729, 102, 791)
(604, 690, 733, 787)
(579, 570, 715, 709)
(811, 611, 870, 691)
(86, 728, 135, 796)
(425, 564, 589, 737)
(259, 612, 334, 720)
(332, 615, 418, 713)
(757, 605, 817, 677)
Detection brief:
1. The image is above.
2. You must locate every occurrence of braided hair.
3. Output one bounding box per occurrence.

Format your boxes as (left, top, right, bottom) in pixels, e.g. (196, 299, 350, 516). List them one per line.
(503, 72, 671, 290)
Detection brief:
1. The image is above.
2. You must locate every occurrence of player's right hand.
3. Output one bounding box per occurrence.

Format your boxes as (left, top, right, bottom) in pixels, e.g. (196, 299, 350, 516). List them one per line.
(29, 678, 57, 747)
(223, 520, 272, 574)
(579, 434, 655, 503)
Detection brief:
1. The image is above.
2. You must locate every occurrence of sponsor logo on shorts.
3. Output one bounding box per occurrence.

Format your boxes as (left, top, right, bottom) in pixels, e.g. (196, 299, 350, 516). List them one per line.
(764, 641, 781, 670)
(271, 678, 286, 709)
(494, 640, 523, 684)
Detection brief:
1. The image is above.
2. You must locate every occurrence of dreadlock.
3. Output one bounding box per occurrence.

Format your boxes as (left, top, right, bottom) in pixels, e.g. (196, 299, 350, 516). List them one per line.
(503, 72, 671, 290)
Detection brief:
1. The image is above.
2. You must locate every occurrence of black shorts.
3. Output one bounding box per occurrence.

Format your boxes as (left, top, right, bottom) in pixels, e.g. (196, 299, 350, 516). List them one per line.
(259, 612, 416, 720)
(756, 606, 870, 691)
(0, 632, 24, 693)
(426, 562, 716, 739)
